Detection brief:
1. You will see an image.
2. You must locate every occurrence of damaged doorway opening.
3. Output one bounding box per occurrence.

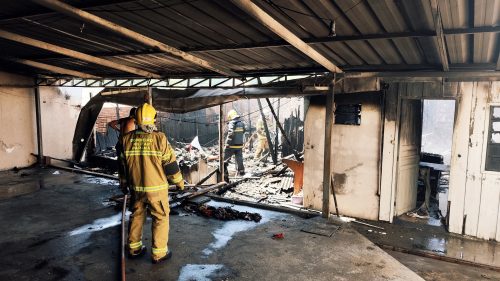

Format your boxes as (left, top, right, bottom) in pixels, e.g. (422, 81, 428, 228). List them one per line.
(395, 99, 456, 228)
(90, 97, 306, 207)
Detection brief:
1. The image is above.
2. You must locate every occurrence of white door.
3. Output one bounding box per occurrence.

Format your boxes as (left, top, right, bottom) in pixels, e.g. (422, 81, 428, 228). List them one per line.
(395, 99, 422, 215)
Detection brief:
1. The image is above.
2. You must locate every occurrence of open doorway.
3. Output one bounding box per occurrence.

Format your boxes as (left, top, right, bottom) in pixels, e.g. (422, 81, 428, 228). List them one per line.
(394, 99, 456, 228)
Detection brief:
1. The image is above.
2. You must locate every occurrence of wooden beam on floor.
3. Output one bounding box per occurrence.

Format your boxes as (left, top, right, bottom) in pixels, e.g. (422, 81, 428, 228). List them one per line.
(5, 58, 100, 79)
(0, 28, 161, 78)
(32, 0, 239, 77)
(231, 0, 342, 73)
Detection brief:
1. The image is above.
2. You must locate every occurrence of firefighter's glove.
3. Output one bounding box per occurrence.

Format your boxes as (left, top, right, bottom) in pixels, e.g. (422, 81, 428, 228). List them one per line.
(175, 181, 185, 191)
(120, 181, 130, 195)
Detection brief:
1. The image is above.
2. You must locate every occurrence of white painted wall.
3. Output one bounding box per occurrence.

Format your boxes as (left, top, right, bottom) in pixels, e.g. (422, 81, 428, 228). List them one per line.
(303, 94, 382, 220)
(449, 82, 500, 241)
(39, 87, 82, 160)
(0, 72, 83, 170)
(0, 72, 37, 170)
(303, 102, 325, 210)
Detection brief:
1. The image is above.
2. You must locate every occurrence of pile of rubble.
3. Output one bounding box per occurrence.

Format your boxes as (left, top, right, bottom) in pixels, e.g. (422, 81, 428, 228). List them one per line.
(170, 138, 302, 209)
(184, 203, 262, 222)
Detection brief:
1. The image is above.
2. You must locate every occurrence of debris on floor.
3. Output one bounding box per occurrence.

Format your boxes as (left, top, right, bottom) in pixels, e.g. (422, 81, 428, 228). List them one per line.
(301, 224, 340, 237)
(184, 203, 262, 222)
(272, 233, 284, 239)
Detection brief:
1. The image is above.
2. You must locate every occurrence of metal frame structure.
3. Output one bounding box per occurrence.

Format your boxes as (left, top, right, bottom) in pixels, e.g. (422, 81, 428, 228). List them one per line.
(35, 72, 329, 88)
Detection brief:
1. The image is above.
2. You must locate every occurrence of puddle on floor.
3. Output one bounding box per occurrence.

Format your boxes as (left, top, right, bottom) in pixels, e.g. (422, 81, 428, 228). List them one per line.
(201, 201, 284, 256)
(178, 264, 224, 281)
(413, 237, 447, 254)
(81, 176, 118, 186)
(68, 211, 130, 236)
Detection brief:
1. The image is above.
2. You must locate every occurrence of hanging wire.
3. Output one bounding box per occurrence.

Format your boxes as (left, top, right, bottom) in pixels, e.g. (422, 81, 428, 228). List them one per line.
(160, 98, 293, 125)
(266, 0, 365, 36)
(267, 0, 365, 22)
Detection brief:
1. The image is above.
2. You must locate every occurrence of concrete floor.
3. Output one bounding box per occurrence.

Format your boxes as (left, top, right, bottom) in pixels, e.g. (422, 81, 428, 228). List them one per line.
(352, 217, 500, 268)
(0, 168, 425, 281)
(386, 250, 500, 281)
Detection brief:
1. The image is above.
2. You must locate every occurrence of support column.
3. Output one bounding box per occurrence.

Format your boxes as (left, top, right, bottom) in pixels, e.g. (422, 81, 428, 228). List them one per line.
(275, 98, 280, 155)
(34, 84, 43, 166)
(258, 99, 277, 164)
(219, 105, 225, 182)
(322, 78, 335, 218)
(147, 87, 153, 105)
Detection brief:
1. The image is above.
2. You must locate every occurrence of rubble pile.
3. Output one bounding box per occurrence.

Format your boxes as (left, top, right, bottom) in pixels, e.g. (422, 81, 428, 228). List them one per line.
(184, 203, 262, 222)
(224, 172, 295, 205)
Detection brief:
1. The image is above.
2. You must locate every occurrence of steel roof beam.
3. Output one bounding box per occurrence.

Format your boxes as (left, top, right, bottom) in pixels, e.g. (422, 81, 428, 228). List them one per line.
(3, 57, 100, 78)
(32, 0, 239, 77)
(0, 28, 161, 78)
(340, 71, 500, 79)
(430, 0, 449, 71)
(230, 0, 342, 73)
(0, 0, 140, 22)
(22, 26, 500, 61)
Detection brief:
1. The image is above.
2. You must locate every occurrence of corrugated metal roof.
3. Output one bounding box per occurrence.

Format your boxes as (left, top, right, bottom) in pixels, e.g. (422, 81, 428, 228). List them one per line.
(0, 0, 498, 78)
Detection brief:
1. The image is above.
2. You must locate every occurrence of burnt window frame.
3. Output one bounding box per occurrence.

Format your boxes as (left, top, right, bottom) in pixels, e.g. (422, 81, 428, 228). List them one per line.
(334, 103, 362, 126)
(485, 105, 500, 172)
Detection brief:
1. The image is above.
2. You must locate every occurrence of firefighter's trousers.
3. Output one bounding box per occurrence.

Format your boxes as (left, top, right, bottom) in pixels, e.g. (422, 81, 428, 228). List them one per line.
(128, 196, 170, 260)
(224, 147, 245, 174)
(254, 139, 269, 160)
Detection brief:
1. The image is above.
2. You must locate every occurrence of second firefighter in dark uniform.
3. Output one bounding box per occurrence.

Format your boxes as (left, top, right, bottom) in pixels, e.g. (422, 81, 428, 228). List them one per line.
(224, 109, 246, 176)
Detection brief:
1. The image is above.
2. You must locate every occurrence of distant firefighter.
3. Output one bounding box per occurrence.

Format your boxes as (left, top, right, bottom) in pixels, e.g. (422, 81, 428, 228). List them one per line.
(254, 118, 269, 161)
(224, 109, 246, 176)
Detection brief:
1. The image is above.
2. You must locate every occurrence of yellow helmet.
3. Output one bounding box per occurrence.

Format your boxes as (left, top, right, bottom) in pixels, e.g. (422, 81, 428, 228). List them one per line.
(227, 109, 239, 121)
(135, 103, 156, 125)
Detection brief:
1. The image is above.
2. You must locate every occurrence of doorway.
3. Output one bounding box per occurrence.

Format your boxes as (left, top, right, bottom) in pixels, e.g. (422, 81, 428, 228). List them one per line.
(394, 99, 456, 227)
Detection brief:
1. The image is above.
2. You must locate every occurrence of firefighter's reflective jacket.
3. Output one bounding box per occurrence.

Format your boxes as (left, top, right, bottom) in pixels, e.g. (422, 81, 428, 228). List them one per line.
(225, 117, 245, 149)
(119, 129, 183, 201)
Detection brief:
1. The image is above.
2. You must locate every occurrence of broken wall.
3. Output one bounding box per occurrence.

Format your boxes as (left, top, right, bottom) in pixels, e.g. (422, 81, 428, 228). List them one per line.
(303, 93, 382, 220)
(377, 81, 500, 242)
(39, 87, 82, 160)
(0, 72, 36, 170)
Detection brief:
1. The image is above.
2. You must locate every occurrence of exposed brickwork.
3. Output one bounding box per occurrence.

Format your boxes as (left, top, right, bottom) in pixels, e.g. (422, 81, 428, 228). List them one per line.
(95, 106, 132, 133)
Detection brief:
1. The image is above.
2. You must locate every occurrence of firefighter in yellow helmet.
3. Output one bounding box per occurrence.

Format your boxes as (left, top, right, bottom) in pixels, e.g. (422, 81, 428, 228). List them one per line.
(119, 103, 184, 264)
(224, 109, 246, 176)
(254, 118, 269, 160)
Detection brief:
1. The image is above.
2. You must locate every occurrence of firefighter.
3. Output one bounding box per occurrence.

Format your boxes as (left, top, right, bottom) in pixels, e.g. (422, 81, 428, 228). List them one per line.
(110, 107, 137, 190)
(224, 109, 246, 176)
(119, 103, 184, 264)
(108, 107, 137, 136)
(254, 118, 269, 161)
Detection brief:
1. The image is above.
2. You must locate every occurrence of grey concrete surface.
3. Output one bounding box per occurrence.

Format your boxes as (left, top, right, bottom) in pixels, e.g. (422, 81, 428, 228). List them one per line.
(0, 168, 423, 281)
(352, 217, 500, 268)
(386, 250, 500, 281)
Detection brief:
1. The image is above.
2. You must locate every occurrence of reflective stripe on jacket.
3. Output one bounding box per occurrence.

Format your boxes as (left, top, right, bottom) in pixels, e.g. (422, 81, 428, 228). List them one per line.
(119, 130, 183, 201)
(256, 122, 267, 140)
(225, 117, 245, 148)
